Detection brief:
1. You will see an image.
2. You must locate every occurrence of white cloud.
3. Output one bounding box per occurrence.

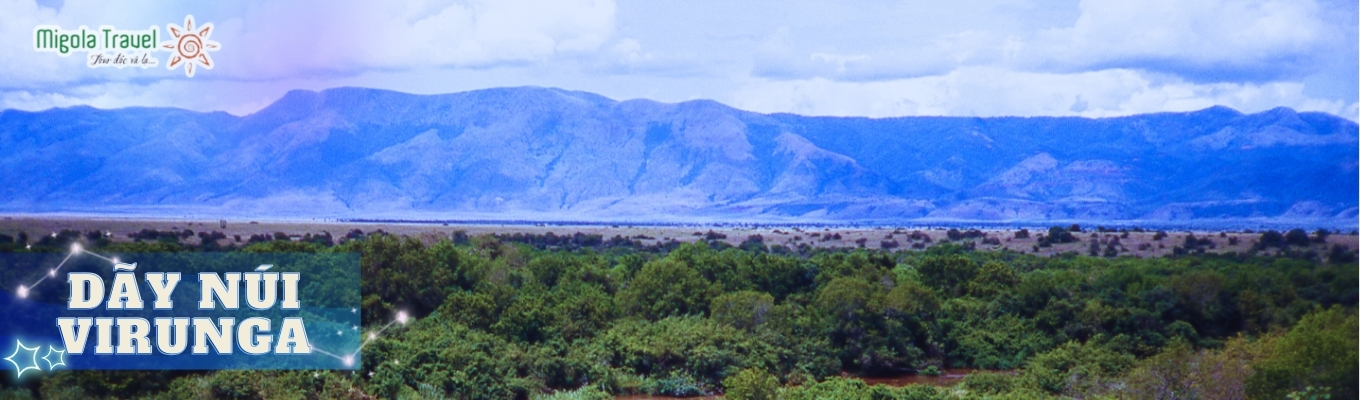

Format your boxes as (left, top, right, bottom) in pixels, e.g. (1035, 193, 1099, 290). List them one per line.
(729, 0, 1354, 120)
(0, 0, 1353, 122)
(751, 26, 965, 81)
(0, 79, 302, 115)
(1022, 0, 1333, 76)
(608, 37, 652, 65)
(728, 67, 1357, 119)
(218, 0, 615, 78)
(749, 0, 1341, 83)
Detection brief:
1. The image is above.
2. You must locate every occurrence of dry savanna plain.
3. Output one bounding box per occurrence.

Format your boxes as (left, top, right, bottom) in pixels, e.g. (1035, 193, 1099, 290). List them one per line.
(1, 215, 1353, 258)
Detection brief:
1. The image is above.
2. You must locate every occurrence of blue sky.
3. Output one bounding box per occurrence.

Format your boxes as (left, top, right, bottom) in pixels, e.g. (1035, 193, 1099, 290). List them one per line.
(2, 0, 1356, 120)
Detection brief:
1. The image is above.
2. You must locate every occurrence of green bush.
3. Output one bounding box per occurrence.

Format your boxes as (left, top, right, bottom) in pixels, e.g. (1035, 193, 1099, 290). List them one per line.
(597, 316, 773, 389)
(723, 368, 779, 400)
(1021, 338, 1135, 396)
(962, 371, 1018, 395)
(0, 388, 33, 400)
(711, 290, 776, 331)
(1247, 306, 1358, 399)
(361, 316, 536, 399)
(915, 255, 978, 295)
(616, 259, 717, 320)
(652, 371, 706, 396)
(531, 385, 611, 400)
(775, 377, 945, 400)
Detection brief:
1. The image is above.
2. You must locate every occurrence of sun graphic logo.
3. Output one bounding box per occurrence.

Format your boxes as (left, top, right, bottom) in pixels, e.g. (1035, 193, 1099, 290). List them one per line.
(160, 15, 219, 78)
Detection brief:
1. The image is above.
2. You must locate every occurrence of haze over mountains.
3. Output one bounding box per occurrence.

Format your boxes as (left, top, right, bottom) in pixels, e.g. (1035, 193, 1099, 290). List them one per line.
(1, 87, 1355, 227)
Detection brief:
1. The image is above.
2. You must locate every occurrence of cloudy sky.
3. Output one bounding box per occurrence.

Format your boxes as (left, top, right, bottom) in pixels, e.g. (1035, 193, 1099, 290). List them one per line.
(2, 0, 1356, 120)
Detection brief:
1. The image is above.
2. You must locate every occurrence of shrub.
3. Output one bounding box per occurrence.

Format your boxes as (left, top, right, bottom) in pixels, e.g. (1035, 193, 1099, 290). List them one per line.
(963, 371, 1019, 395)
(710, 291, 776, 331)
(916, 255, 978, 294)
(1247, 306, 1358, 399)
(1283, 229, 1311, 247)
(1257, 230, 1285, 249)
(1022, 339, 1135, 396)
(616, 259, 717, 320)
(723, 368, 779, 400)
(1116, 336, 1258, 400)
(653, 372, 706, 396)
(532, 385, 611, 400)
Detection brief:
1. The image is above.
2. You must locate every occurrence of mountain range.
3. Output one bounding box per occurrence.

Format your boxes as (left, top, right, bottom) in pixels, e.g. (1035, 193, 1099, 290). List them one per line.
(1, 87, 1356, 227)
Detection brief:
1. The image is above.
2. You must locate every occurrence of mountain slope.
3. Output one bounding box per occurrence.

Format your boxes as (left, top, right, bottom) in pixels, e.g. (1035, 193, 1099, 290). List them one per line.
(1, 87, 1355, 226)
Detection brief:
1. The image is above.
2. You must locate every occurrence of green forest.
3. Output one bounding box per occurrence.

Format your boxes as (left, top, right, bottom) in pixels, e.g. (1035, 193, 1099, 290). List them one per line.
(0, 227, 1356, 399)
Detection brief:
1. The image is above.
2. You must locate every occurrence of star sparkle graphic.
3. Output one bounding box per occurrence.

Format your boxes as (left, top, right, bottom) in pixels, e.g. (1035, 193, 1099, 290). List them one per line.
(161, 15, 220, 78)
(4, 340, 41, 379)
(41, 346, 65, 370)
(311, 310, 409, 368)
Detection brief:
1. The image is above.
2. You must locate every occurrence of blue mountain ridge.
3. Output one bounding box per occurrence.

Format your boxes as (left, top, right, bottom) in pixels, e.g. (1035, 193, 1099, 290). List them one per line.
(1, 86, 1355, 228)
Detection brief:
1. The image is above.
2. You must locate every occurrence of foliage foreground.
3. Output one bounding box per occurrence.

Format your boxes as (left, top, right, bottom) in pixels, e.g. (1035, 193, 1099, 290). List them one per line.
(0, 229, 1355, 399)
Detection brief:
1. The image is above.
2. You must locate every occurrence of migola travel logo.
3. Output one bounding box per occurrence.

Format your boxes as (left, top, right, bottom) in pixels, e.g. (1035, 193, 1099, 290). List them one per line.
(33, 15, 220, 78)
(161, 15, 219, 78)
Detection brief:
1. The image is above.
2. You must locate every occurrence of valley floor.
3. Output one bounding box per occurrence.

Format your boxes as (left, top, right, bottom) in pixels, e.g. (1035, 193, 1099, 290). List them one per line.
(1, 215, 1353, 258)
